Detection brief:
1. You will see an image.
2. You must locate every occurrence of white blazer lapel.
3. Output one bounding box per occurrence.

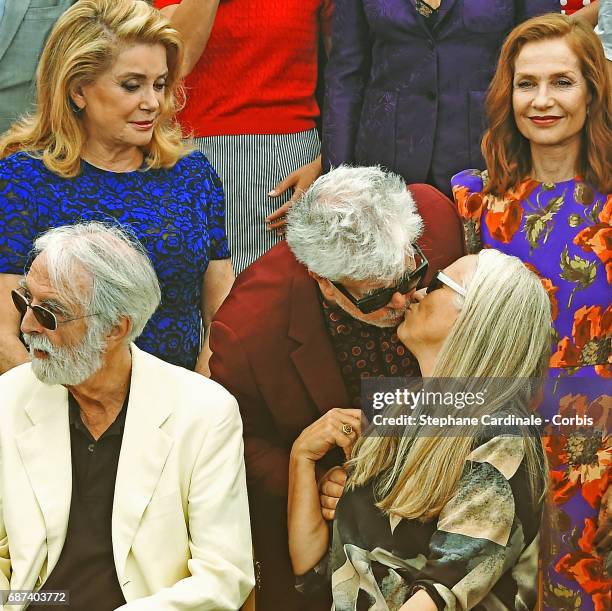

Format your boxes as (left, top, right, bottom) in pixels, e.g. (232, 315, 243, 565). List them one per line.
(15, 382, 72, 573)
(112, 346, 173, 583)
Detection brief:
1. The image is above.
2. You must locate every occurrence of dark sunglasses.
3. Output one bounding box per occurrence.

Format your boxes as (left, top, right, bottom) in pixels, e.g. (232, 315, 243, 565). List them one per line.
(332, 244, 429, 314)
(426, 270, 467, 297)
(12, 289, 98, 331)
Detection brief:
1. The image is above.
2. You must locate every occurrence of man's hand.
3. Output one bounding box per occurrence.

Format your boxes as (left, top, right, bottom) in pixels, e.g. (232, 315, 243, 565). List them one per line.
(318, 466, 348, 521)
(266, 156, 322, 235)
(594, 484, 611, 557)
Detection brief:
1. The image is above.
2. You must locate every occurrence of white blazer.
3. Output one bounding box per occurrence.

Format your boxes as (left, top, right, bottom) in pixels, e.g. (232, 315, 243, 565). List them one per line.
(0, 345, 254, 610)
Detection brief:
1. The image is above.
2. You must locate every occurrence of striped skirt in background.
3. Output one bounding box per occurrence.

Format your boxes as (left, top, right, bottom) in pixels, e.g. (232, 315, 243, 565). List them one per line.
(194, 128, 321, 275)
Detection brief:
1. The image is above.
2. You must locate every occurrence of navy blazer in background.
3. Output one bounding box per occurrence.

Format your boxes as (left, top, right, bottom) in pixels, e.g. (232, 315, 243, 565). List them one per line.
(322, 0, 559, 195)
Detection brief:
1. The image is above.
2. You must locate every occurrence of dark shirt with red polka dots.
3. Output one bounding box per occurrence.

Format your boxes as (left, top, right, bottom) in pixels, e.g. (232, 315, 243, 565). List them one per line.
(321, 299, 420, 407)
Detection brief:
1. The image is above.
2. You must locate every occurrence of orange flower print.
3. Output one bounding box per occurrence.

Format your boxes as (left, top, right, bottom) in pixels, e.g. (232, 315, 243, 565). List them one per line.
(510, 177, 540, 202)
(544, 394, 611, 508)
(452, 184, 485, 254)
(555, 519, 611, 611)
(524, 262, 559, 320)
(574, 223, 612, 285)
(484, 199, 524, 243)
(599, 194, 611, 224)
(539, 277, 560, 321)
(453, 186, 484, 222)
(550, 305, 612, 378)
(483, 178, 539, 244)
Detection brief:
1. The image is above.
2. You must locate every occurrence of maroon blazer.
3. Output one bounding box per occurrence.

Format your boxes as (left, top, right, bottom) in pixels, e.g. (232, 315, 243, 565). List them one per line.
(209, 184, 465, 610)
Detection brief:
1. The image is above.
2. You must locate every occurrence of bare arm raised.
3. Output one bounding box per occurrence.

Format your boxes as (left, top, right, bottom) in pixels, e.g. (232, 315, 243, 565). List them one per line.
(158, 1, 221, 76)
(288, 408, 362, 576)
(0, 274, 28, 374)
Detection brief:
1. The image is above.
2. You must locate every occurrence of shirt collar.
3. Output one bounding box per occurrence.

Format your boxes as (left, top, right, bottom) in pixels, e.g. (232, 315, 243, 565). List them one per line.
(68, 388, 130, 438)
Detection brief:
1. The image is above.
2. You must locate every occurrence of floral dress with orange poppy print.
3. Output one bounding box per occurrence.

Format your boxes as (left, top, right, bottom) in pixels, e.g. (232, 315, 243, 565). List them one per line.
(452, 170, 611, 611)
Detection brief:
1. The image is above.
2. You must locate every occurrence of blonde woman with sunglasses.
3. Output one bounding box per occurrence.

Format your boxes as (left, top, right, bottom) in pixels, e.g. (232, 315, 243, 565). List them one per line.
(289, 249, 552, 610)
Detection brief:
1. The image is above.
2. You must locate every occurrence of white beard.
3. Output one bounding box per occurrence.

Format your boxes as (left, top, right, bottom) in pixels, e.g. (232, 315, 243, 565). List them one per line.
(23, 325, 107, 386)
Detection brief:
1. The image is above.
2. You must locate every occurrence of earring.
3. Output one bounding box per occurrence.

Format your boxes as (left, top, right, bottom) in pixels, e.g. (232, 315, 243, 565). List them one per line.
(69, 98, 82, 114)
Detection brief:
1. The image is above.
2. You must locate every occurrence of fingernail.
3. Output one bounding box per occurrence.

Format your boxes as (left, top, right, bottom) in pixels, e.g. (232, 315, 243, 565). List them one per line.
(268, 190, 276, 196)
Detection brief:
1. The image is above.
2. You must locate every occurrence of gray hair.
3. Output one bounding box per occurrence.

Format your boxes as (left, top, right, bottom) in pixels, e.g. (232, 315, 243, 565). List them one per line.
(31, 222, 161, 343)
(348, 249, 552, 521)
(285, 165, 423, 282)
(434, 248, 552, 380)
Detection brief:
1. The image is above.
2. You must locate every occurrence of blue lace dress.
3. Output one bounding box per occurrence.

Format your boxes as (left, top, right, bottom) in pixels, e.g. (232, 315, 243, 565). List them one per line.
(0, 151, 229, 369)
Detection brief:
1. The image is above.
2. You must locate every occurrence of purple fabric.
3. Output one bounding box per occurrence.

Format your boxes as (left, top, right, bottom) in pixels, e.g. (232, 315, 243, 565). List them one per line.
(452, 169, 611, 611)
(322, 0, 559, 195)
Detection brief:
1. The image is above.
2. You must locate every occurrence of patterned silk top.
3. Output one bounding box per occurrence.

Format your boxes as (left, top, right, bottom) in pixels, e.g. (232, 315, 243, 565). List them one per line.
(299, 435, 542, 610)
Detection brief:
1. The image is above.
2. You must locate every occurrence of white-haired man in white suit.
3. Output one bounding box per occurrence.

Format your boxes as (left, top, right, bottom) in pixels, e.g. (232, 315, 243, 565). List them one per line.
(0, 222, 254, 610)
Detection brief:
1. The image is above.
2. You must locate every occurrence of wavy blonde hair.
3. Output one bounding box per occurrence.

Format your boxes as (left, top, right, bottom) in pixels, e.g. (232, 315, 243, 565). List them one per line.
(482, 13, 612, 195)
(0, 0, 188, 177)
(347, 250, 552, 521)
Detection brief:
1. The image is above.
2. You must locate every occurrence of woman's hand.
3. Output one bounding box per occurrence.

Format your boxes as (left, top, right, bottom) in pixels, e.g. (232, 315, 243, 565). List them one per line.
(288, 409, 360, 576)
(266, 155, 322, 235)
(291, 408, 363, 463)
(399, 588, 438, 611)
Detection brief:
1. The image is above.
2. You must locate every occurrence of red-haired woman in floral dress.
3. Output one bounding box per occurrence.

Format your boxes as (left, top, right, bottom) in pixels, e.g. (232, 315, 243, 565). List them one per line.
(452, 14, 611, 611)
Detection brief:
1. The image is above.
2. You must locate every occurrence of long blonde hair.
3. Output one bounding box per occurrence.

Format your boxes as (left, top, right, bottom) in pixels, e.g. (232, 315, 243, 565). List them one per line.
(0, 0, 188, 177)
(348, 250, 553, 521)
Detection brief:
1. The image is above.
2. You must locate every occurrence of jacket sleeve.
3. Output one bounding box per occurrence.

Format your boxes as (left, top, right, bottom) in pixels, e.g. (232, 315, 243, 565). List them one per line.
(115, 395, 255, 610)
(515, 0, 560, 22)
(450, 170, 486, 255)
(0, 440, 10, 593)
(409, 437, 540, 611)
(209, 320, 291, 498)
(322, 0, 372, 171)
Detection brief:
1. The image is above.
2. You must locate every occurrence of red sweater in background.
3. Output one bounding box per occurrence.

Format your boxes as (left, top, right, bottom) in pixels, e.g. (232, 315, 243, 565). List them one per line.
(155, 0, 332, 137)
(559, 0, 591, 16)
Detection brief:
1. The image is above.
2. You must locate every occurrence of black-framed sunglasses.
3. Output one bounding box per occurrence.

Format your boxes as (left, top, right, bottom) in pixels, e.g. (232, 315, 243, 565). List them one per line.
(11, 289, 98, 331)
(332, 244, 429, 314)
(426, 270, 467, 297)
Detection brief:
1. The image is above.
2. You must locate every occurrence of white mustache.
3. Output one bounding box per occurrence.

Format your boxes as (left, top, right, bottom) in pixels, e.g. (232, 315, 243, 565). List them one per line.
(382, 310, 406, 321)
(23, 333, 57, 356)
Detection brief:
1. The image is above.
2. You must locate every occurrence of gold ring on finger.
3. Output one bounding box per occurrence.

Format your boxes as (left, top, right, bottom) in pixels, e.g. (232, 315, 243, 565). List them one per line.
(341, 423, 353, 436)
